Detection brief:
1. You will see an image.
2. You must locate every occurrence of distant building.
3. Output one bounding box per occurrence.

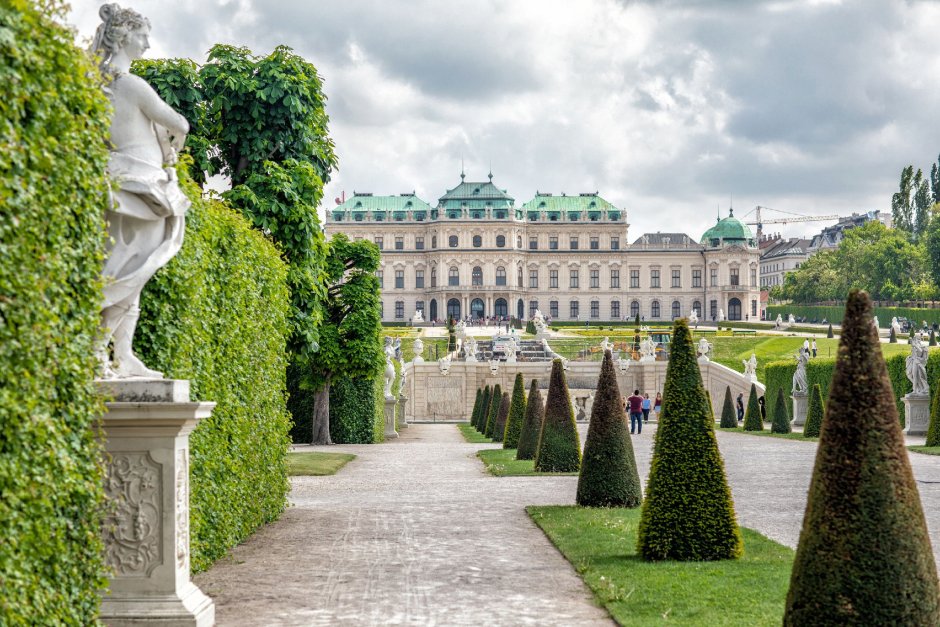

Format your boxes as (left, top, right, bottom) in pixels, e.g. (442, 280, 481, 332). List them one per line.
(325, 174, 760, 322)
(809, 210, 892, 250)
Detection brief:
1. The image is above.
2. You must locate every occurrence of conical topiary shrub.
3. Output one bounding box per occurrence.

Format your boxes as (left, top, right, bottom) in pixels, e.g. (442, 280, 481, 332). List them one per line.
(492, 392, 510, 443)
(577, 350, 641, 507)
(719, 386, 737, 428)
(826, 323, 834, 339)
(771, 387, 791, 434)
(637, 318, 742, 561)
(475, 385, 490, 432)
(516, 379, 543, 460)
(503, 373, 526, 448)
(926, 377, 940, 447)
(889, 326, 897, 343)
(742, 383, 763, 431)
(470, 388, 482, 427)
(705, 390, 714, 423)
(931, 329, 938, 347)
(484, 384, 501, 438)
(803, 383, 824, 438)
(534, 359, 581, 472)
(783, 290, 940, 625)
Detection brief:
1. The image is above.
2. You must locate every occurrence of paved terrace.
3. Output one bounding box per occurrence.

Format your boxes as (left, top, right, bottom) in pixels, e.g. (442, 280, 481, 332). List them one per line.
(196, 424, 940, 626)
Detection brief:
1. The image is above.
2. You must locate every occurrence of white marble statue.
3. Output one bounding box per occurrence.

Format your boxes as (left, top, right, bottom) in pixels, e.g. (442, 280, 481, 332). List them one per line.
(92, 4, 191, 379)
(689, 309, 699, 325)
(640, 337, 656, 362)
(872, 315, 880, 330)
(792, 348, 809, 394)
(455, 320, 467, 338)
(505, 337, 518, 363)
(411, 309, 424, 324)
(892, 317, 902, 337)
(907, 333, 930, 396)
(395, 338, 406, 396)
(600, 336, 613, 353)
(412, 337, 425, 364)
(697, 337, 712, 361)
(617, 356, 630, 373)
(488, 359, 498, 375)
(464, 337, 478, 362)
(788, 313, 796, 325)
(775, 314, 783, 328)
(743, 353, 758, 381)
(584, 391, 595, 419)
(439, 355, 452, 375)
(383, 337, 397, 399)
(718, 309, 725, 322)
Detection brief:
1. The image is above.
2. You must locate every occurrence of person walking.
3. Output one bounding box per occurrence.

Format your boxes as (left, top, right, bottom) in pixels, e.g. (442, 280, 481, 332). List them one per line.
(758, 395, 766, 422)
(803, 338, 810, 354)
(653, 392, 662, 420)
(641, 393, 652, 423)
(736, 392, 745, 422)
(627, 389, 644, 435)
(811, 338, 817, 358)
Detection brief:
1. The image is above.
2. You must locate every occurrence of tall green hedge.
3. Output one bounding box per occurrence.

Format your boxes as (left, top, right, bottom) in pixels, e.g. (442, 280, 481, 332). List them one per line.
(137, 170, 292, 572)
(329, 377, 377, 443)
(768, 303, 940, 328)
(1, 3, 111, 621)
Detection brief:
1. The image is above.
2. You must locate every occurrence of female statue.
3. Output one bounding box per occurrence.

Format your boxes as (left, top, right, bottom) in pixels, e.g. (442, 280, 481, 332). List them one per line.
(906, 334, 929, 396)
(91, 4, 190, 378)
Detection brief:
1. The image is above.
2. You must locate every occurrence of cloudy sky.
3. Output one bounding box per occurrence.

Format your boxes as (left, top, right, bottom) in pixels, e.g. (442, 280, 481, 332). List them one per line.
(67, 0, 940, 241)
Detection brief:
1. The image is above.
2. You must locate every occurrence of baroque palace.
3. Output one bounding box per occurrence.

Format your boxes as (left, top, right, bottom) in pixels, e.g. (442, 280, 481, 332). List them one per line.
(324, 174, 760, 324)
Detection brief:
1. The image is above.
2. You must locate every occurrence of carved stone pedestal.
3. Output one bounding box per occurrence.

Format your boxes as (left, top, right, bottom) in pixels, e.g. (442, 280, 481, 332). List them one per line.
(96, 379, 215, 626)
(791, 393, 808, 427)
(903, 393, 931, 436)
(384, 398, 399, 439)
(398, 394, 409, 429)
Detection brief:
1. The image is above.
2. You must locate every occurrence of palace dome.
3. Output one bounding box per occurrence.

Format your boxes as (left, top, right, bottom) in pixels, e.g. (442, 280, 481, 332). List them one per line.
(701, 210, 755, 247)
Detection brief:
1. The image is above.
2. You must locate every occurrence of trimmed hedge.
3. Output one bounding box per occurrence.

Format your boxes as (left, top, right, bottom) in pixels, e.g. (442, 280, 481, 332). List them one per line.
(576, 350, 641, 507)
(743, 383, 763, 431)
(719, 386, 737, 428)
(329, 377, 377, 443)
(484, 384, 502, 439)
(1, 3, 111, 621)
(476, 385, 491, 433)
(137, 169, 291, 572)
(517, 380, 543, 460)
(492, 392, 510, 443)
(534, 359, 582, 472)
(768, 303, 940, 328)
(771, 388, 792, 434)
(783, 291, 939, 624)
(804, 384, 825, 438)
(503, 374, 526, 448)
(470, 388, 483, 429)
(637, 319, 741, 561)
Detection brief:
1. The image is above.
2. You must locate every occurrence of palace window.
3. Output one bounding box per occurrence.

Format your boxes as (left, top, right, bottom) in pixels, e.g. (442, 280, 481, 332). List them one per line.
(692, 269, 702, 288)
(496, 266, 507, 286)
(630, 269, 640, 288)
(672, 269, 681, 288)
(672, 300, 681, 319)
(416, 301, 424, 315)
(431, 268, 437, 287)
(751, 268, 757, 286)
(376, 270, 383, 288)
(472, 235, 482, 248)
(529, 237, 538, 250)
(611, 236, 620, 250)
(416, 236, 424, 250)
(710, 268, 718, 287)
(570, 269, 579, 289)
(518, 267, 523, 287)
(448, 267, 459, 286)
(611, 300, 620, 319)
(570, 236, 579, 250)
(549, 236, 559, 250)
(730, 267, 740, 286)
(590, 300, 599, 318)
(549, 269, 558, 288)
(472, 266, 483, 286)
(395, 301, 404, 319)
(395, 236, 403, 250)
(651, 300, 661, 318)
(570, 300, 580, 318)
(496, 235, 506, 248)
(752, 299, 758, 317)
(590, 236, 599, 250)
(529, 269, 539, 288)
(415, 269, 424, 288)
(395, 270, 404, 289)
(710, 299, 718, 319)
(375, 236, 383, 250)
(529, 300, 539, 317)
(590, 269, 599, 289)
(630, 300, 640, 318)
(650, 269, 660, 288)
(431, 235, 437, 248)
(549, 300, 559, 317)
(449, 235, 458, 248)
(610, 269, 620, 288)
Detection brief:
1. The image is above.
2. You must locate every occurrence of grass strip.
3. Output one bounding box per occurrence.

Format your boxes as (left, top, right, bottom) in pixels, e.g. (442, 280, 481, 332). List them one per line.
(717, 426, 818, 442)
(458, 423, 493, 443)
(909, 445, 940, 456)
(477, 448, 578, 476)
(528, 506, 794, 626)
(287, 452, 356, 476)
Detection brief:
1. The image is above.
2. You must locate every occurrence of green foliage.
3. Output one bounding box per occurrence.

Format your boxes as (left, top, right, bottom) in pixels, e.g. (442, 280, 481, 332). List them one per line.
(470, 388, 483, 429)
(931, 329, 938, 346)
(743, 384, 764, 431)
(328, 377, 377, 443)
(484, 384, 502, 439)
(927, 377, 940, 447)
(767, 303, 940, 328)
(503, 374, 526, 448)
(720, 386, 738, 428)
(137, 170, 292, 572)
(771, 388, 792, 434)
(826, 323, 834, 338)
(784, 290, 939, 625)
(889, 326, 897, 343)
(535, 360, 582, 472)
(525, 320, 536, 335)
(576, 351, 642, 507)
(638, 320, 742, 561)
(803, 384, 825, 439)
(492, 392, 510, 443)
(372, 375, 386, 443)
(516, 380, 543, 460)
(476, 385, 491, 432)
(705, 389, 714, 421)
(0, 3, 110, 620)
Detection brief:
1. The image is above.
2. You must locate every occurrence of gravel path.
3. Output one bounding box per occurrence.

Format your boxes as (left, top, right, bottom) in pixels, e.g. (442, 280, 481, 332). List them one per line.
(196, 423, 940, 626)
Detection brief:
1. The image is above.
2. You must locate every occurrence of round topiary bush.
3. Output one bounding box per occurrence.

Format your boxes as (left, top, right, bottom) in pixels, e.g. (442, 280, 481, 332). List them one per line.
(784, 290, 940, 625)
(484, 384, 502, 439)
(503, 373, 526, 448)
(492, 392, 510, 443)
(771, 387, 792, 434)
(534, 359, 581, 472)
(516, 379, 543, 460)
(803, 383, 824, 438)
(743, 383, 763, 431)
(576, 350, 641, 507)
(637, 319, 742, 561)
(719, 386, 737, 428)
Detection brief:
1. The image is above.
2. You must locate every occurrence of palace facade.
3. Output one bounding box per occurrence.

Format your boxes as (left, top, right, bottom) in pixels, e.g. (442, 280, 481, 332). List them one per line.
(324, 174, 761, 323)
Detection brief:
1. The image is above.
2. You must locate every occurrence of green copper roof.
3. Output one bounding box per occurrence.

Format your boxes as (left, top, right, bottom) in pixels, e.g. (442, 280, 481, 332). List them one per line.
(701, 210, 755, 245)
(521, 192, 617, 213)
(438, 177, 514, 210)
(335, 193, 432, 212)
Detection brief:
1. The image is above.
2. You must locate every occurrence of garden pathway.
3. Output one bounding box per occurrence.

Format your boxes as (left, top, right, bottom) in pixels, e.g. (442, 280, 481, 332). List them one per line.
(196, 424, 940, 626)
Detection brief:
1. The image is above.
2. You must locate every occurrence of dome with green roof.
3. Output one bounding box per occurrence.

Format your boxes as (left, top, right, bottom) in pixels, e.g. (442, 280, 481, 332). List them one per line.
(701, 209, 756, 248)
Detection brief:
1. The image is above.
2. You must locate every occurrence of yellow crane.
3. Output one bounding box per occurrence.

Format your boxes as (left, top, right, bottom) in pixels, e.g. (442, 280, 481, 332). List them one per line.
(742, 206, 839, 239)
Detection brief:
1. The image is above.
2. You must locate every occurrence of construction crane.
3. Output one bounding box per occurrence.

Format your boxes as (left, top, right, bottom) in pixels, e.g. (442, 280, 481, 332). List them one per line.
(742, 205, 839, 239)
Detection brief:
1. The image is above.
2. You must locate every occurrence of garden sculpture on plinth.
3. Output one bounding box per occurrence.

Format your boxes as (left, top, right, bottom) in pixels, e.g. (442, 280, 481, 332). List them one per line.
(412, 338, 424, 363)
(906, 333, 929, 397)
(792, 348, 809, 394)
(742, 353, 758, 381)
(383, 337, 397, 399)
(697, 337, 711, 362)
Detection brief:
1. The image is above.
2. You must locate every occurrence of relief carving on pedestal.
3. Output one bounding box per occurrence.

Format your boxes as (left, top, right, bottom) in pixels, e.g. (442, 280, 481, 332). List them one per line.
(103, 452, 163, 576)
(176, 448, 189, 572)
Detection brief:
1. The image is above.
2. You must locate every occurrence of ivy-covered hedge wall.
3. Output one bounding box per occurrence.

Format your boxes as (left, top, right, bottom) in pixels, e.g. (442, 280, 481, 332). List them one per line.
(136, 167, 292, 572)
(329, 377, 377, 443)
(764, 350, 940, 427)
(0, 3, 110, 622)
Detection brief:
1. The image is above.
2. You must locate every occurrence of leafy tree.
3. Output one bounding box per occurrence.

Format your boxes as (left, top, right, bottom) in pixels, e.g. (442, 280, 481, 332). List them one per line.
(783, 290, 939, 625)
(503, 374, 526, 448)
(576, 351, 642, 507)
(931, 154, 940, 204)
(719, 386, 737, 428)
(492, 392, 510, 443)
(743, 384, 763, 431)
(892, 165, 914, 234)
(771, 387, 792, 434)
(534, 359, 581, 472)
(637, 319, 742, 561)
(484, 384, 502, 439)
(913, 168, 932, 237)
(516, 380, 543, 460)
(803, 384, 825, 438)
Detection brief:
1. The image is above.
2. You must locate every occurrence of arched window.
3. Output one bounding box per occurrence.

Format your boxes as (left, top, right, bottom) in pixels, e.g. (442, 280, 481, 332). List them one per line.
(630, 300, 640, 318)
(448, 235, 458, 247)
(651, 300, 661, 318)
(517, 267, 523, 287)
(672, 300, 681, 319)
(430, 267, 437, 287)
(496, 235, 506, 248)
(692, 300, 701, 317)
(495, 266, 507, 286)
(448, 266, 459, 286)
(472, 235, 482, 248)
(517, 235, 522, 248)
(472, 266, 483, 286)
(431, 235, 437, 248)
(611, 300, 620, 319)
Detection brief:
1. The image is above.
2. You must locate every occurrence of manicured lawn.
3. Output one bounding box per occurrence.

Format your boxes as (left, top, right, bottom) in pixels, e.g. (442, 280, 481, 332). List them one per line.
(909, 445, 940, 456)
(717, 427, 818, 442)
(457, 423, 493, 443)
(477, 448, 578, 476)
(528, 506, 794, 626)
(287, 452, 356, 476)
